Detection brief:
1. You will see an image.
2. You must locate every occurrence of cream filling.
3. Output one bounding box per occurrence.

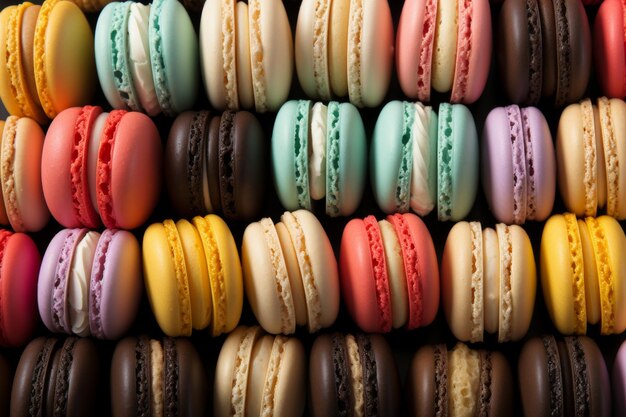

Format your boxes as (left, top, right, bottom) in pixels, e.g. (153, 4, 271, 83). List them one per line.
(128, 3, 160, 116)
(309, 102, 327, 201)
(410, 103, 435, 215)
(68, 231, 100, 337)
(150, 340, 164, 417)
(482, 227, 500, 334)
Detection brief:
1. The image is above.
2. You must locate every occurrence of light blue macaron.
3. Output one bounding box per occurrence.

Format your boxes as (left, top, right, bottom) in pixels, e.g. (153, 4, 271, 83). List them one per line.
(272, 100, 366, 217)
(95, 0, 198, 116)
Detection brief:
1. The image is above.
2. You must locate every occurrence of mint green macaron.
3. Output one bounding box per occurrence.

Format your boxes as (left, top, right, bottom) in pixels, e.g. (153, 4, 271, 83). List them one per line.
(371, 101, 478, 221)
(272, 100, 366, 217)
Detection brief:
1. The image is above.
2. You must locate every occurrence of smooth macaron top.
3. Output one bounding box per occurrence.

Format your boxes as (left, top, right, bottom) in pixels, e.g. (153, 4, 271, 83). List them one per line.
(396, 0, 492, 104)
(518, 335, 611, 417)
(200, 0, 293, 112)
(482, 105, 556, 224)
(593, 0, 626, 98)
(95, 0, 198, 116)
(42, 106, 162, 230)
(165, 110, 266, 221)
(0, 230, 40, 347)
(296, 0, 393, 107)
(340, 213, 439, 333)
(272, 100, 366, 217)
(242, 210, 339, 334)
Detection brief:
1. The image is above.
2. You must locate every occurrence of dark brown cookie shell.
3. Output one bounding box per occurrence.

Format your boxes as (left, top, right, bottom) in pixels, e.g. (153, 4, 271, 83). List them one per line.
(174, 338, 209, 417)
(308, 333, 342, 417)
(484, 351, 514, 417)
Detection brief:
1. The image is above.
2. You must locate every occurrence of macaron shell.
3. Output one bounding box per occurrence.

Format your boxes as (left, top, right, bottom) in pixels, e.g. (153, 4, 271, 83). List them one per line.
(577, 218, 600, 325)
(249, 0, 293, 113)
(487, 351, 515, 416)
(431, 0, 458, 93)
(91, 230, 142, 340)
(266, 336, 306, 417)
(36, 0, 95, 117)
(10, 337, 55, 416)
(109, 337, 145, 417)
(518, 337, 555, 417)
(1, 233, 40, 347)
(370, 334, 401, 416)
(328, 0, 349, 97)
(176, 219, 212, 330)
(10, 116, 48, 231)
(379, 219, 408, 329)
(593, 0, 626, 98)
(242, 219, 295, 335)
(142, 223, 188, 336)
(371, 101, 408, 213)
(509, 224, 536, 340)
(308, 333, 340, 417)
(579, 336, 611, 417)
(235, 1, 254, 109)
(406, 344, 441, 417)
(540, 214, 584, 334)
(606, 98, 626, 219)
(396, 0, 429, 99)
(288, 210, 339, 331)
(525, 107, 556, 221)
(175, 338, 209, 417)
(441, 221, 477, 341)
(104, 111, 162, 229)
(339, 218, 387, 333)
(538, 0, 557, 99)
(0, 7, 21, 118)
(60, 337, 100, 416)
(0, 122, 8, 226)
(334, 102, 366, 216)
(598, 215, 626, 333)
(613, 340, 626, 416)
(295, 0, 332, 100)
(245, 334, 274, 416)
(354, 0, 393, 107)
(42, 107, 86, 228)
(158, 0, 197, 114)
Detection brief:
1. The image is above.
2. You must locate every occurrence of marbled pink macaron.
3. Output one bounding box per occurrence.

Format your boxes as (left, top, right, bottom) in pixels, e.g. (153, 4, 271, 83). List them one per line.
(37, 228, 142, 340)
(482, 105, 555, 224)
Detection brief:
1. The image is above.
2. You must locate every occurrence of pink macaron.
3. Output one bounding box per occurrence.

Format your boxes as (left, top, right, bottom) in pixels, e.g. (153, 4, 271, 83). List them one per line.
(396, 0, 492, 103)
(482, 105, 556, 224)
(594, 0, 626, 98)
(0, 229, 40, 347)
(37, 228, 142, 340)
(42, 106, 162, 230)
(340, 213, 439, 333)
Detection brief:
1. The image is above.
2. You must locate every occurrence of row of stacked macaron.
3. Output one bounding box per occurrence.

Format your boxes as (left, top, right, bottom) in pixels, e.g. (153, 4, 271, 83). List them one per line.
(0, 96, 623, 235)
(1, 209, 623, 349)
(1, 330, 626, 417)
(4, 0, 626, 122)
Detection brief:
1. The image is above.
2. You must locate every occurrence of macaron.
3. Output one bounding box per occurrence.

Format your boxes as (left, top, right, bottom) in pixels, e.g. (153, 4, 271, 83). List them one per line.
(95, 0, 198, 117)
(309, 332, 400, 417)
(557, 97, 626, 219)
(165, 110, 266, 221)
(482, 105, 556, 224)
(242, 210, 339, 334)
(143, 215, 243, 337)
(340, 213, 439, 333)
(42, 106, 163, 230)
(497, 0, 591, 106)
(371, 101, 479, 221)
(613, 340, 626, 415)
(0, 116, 49, 232)
(38, 228, 142, 340)
(442, 221, 536, 342)
(200, 0, 293, 113)
(406, 343, 513, 417)
(0, 0, 95, 121)
(541, 213, 626, 335)
(594, 0, 626, 99)
(111, 336, 208, 417)
(396, 0, 492, 104)
(519, 335, 610, 417)
(272, 100, 366, 217)
(0, 229, 41, 347)
(10, 337, 99, 417)
(295, 0, 394, 107)
(214, 326, 306, 417)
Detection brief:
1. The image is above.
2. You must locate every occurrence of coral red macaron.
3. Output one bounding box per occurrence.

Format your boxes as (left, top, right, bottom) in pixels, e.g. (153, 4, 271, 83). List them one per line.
(340, 213, 439, 333)
(42, 106, 162, 230)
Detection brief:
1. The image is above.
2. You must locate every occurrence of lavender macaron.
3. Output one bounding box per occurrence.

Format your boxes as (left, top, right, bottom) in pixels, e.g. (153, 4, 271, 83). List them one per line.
(37, 228, 142, 339)
(482, 105, 556, 224)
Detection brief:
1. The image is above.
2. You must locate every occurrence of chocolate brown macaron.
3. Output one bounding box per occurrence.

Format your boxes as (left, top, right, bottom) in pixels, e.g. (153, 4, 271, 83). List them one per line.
(111, 336, 208, 417)
(497, 0, 591, 106)
(10, 337, 99, 417)
(406, 343, 513, 417)
(309, 333, 400, 417)
(518, 335, 611, 417)
(165, 110, 266, 221)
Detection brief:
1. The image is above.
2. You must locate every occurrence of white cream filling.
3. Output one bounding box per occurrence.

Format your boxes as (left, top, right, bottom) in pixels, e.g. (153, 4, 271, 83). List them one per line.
(410, 103, 435, 215)
(482, 227, 500, 334)
(128, 3, 160, 116)
(309, 102, 327, 201)
(68, 231, 100, 337)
